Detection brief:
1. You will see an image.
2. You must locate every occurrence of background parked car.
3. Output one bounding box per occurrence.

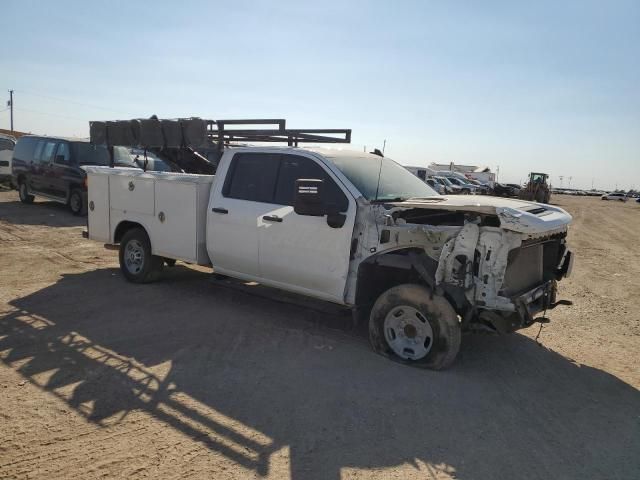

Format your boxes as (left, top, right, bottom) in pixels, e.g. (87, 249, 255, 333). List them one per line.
(0, 133, 16, 187)
(425, 176, 445, 194)
(465, 178, 490, 195)
(12, 135, 112, 215)
(601, 192, 628, 202)
(493, 183, 521, 197)
(432, 175, 462, 194)
(444, 176, 476, 194)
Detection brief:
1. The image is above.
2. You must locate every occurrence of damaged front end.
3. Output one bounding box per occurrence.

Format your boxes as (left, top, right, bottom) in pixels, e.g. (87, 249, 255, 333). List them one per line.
(348, 196, 573, 334)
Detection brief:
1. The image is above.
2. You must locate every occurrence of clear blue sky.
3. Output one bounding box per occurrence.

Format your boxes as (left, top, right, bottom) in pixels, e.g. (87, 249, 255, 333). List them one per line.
(1, 0, 638, 190)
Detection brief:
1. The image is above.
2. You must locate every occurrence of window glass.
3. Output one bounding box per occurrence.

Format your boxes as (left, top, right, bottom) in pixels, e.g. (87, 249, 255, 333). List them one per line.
(224, 153, 280, 202)
(12, 137, 37, 162)
(71, 142, 110, 165)
(33, 140, 45, 163)
(274, 154, 348, 211)
(54, 143, 70, 164)
(41, 141, 57, 164)
(0, 139, 13, 151)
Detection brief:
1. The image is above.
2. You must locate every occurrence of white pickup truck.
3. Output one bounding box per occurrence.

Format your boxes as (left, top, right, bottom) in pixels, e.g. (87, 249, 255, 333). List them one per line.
(84, 118, 573, 369)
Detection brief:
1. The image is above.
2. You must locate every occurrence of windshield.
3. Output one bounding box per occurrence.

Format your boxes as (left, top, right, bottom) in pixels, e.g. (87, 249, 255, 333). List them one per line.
(330, 154, 438, 201)
(71, 142, 110, 165)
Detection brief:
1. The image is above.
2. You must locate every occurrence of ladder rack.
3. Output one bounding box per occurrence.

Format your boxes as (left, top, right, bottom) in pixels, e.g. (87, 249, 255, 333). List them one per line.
(211, 119, 351, 147)
(90, 117, 351, 149)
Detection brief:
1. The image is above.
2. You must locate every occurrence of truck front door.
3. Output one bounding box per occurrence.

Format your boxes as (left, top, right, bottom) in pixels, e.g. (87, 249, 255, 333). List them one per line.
(258, 153, 355, 303)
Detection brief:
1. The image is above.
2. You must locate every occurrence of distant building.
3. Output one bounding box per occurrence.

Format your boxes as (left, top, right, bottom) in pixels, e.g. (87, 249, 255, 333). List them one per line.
(404, 165, 437, 181)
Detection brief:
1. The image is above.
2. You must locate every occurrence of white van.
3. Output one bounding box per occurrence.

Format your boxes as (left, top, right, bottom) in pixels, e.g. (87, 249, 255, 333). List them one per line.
(0, 133, 17, 187)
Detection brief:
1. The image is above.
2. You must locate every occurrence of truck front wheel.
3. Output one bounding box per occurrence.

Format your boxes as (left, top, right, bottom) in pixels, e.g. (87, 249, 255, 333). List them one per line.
(119, 228, 164, 283)
(369, 284, 461, 370)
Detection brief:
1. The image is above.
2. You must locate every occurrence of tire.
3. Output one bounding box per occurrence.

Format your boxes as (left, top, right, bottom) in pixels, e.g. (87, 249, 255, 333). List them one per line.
(18, 181, 34, 204)
(119, 228, 164, 283)
(369, 284, 461, 370)
(69, 189, 87, 216)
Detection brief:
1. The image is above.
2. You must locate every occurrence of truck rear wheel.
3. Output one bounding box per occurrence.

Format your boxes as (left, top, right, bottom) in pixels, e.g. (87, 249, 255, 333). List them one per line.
(119, 228, 164, 283)
(369, 284, 461, 370)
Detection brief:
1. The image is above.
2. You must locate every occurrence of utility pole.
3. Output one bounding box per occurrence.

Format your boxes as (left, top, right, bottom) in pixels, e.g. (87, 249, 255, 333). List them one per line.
(382, 139, 386, 155)
(7, 90, 14, 132)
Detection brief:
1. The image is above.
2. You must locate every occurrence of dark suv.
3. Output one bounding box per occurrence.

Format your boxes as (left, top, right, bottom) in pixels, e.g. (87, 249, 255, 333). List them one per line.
(12, 136, 110, 215)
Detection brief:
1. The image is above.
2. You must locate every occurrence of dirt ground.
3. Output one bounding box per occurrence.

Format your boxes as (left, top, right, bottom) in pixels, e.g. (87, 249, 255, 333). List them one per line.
(0, 189, 638, 479)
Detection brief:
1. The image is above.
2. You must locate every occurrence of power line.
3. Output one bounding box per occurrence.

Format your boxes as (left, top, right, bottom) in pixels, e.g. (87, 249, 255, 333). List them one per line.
(15, 89, 131, 115)
(15, 107, 88, 122)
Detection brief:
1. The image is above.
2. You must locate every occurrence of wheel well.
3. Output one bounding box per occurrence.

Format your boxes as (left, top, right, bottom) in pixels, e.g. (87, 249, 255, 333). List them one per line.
(355, 248, 429, 309)
(114, 221, 145, 244)
(16, 173, 26, 184)
(354, 248, 469, 316)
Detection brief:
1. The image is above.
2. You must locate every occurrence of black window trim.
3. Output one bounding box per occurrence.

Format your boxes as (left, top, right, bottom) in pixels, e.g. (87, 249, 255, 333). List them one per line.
(222, 151, 353, 209)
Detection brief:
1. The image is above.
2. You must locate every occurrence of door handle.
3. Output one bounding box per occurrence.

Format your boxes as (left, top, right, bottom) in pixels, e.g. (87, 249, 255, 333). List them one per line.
(212, 207, 228, 214)
(263, 215, 282, 223)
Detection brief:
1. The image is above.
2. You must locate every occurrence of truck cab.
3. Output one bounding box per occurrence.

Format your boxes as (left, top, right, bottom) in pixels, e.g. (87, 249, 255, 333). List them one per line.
(85, 118, 574, 370)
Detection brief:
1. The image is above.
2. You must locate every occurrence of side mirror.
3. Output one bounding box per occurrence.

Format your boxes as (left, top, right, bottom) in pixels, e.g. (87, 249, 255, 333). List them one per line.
(294, 179, 326, 216)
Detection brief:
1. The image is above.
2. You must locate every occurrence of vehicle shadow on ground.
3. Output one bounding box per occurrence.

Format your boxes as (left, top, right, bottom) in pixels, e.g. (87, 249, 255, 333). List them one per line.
(1, 267, 638, 479)
(0, 198, 86, 227)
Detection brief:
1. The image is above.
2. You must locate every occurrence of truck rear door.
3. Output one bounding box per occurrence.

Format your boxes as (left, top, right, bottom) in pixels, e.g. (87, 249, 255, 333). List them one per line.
(206, 153, 281, 278)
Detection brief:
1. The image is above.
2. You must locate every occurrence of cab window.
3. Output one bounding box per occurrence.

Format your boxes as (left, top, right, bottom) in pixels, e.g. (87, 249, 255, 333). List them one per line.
(223, 153, 349, 211)
(223, 153, 280, 202)
(274, 154, 349, 211)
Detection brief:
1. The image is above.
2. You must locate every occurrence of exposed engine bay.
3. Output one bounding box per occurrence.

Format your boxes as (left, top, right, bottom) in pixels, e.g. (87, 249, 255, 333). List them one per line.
(346, 197, 573, 334)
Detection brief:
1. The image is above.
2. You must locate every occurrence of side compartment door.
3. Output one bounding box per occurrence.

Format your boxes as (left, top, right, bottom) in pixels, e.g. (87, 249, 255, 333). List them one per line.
(152, 180, 198, 261)
(87, 172, 111, 243)
(258, 154, 355, 302)
(207, 153, 280, 278)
